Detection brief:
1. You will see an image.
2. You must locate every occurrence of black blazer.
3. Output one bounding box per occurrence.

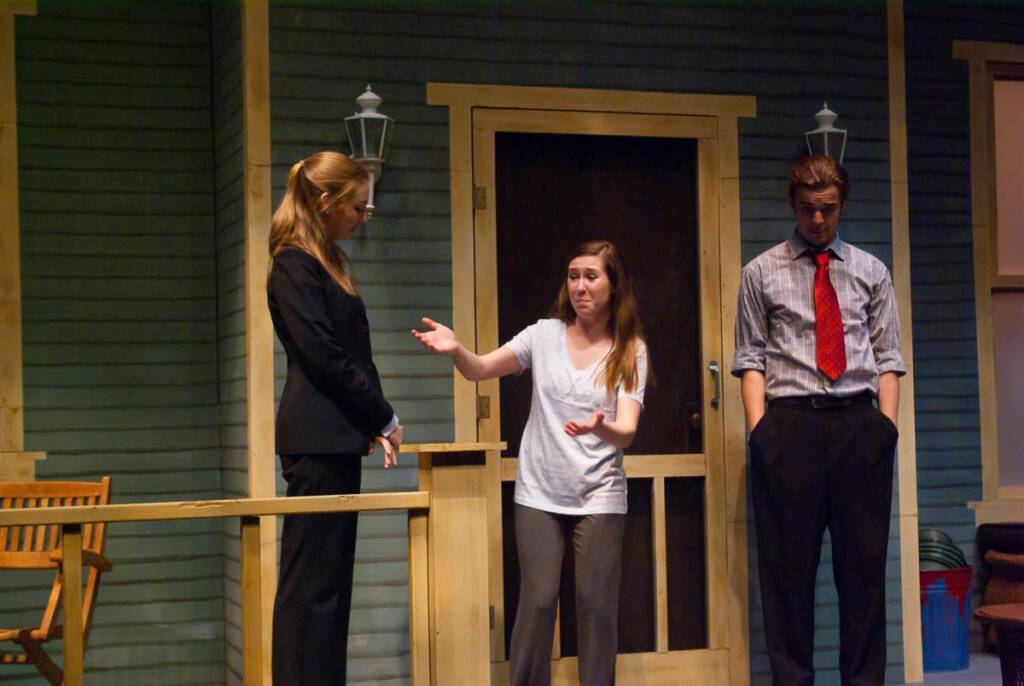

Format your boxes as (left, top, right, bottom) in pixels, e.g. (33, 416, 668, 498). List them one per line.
(267, 247, 394, 455)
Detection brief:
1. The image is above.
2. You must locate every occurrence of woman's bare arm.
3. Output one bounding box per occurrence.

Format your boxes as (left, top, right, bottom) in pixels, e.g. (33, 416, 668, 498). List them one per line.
(412, 317, 522, 381)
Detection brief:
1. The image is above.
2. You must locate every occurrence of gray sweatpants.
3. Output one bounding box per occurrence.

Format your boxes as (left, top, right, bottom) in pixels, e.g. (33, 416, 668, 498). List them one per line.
(508, 504, 626, 686)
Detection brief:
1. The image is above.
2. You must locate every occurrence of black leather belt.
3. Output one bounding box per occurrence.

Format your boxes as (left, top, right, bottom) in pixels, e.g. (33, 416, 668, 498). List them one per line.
(768, 391, 874, 410)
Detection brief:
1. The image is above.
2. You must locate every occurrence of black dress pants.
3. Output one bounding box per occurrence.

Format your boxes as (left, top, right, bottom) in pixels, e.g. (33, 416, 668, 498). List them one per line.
(272, 454, 362, 686)
(749, 399, 899, 686)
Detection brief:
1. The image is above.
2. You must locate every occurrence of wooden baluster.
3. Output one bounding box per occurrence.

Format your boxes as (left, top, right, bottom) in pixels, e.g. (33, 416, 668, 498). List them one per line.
(61, 523, 84, 686)
(653, 477, 669, 653)
(240, 516, 264, 686)
(408, 508, 430, 685)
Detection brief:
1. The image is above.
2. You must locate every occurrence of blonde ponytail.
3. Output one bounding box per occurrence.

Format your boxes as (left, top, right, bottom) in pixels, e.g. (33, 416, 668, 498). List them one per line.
(269, 152, 369, 296)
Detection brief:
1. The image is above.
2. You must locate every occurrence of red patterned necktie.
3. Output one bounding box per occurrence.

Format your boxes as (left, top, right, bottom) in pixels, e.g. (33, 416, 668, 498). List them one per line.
(813, 251, 846, 382)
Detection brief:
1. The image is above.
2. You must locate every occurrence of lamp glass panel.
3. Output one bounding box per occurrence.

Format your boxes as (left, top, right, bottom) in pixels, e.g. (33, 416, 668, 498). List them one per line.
(806, 130, 845, 161)
(825, 130, 846, 161)
(378, 119, 393, 161)
(363, 118, 388, 160)
(806, 131, 826, 157)
(345, 119, 367, 159)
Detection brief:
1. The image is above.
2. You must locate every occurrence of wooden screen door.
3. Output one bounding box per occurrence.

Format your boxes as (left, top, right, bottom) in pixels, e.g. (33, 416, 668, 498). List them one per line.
(471, 108, 730, 685)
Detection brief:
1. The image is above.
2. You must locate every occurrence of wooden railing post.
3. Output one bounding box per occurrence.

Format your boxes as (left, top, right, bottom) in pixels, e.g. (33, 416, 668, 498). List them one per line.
(241, 515, 264, 686)
(408, 442, 503, 685)
(60, 523, 84, 686)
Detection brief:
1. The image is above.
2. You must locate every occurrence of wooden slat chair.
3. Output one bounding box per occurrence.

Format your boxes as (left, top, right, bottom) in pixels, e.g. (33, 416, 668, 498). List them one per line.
(0, 478, 112, 685)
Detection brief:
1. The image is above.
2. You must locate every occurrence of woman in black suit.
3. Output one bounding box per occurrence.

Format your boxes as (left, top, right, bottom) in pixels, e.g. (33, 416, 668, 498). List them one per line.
(267, 151, 403, 685)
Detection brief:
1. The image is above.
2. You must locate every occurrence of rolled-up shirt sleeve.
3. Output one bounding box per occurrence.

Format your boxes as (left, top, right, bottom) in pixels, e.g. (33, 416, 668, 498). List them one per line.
(731, 263, 769, 377)
(868, 267, 906, 377)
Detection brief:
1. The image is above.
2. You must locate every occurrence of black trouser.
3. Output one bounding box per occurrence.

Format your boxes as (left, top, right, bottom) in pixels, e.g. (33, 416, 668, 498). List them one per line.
(508, 504, 626, 686)
(272, 454, 362, 686)
(749, 397, 899, 686)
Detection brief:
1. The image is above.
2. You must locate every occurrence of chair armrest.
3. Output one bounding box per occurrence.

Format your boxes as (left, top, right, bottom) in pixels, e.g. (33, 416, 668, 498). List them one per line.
(984, 550, 1024, 569)
(49, 549, 113, 572)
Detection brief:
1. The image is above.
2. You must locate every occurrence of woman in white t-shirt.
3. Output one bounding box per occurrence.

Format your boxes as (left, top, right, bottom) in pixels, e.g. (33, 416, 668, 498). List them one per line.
(412, 240, 650, 686)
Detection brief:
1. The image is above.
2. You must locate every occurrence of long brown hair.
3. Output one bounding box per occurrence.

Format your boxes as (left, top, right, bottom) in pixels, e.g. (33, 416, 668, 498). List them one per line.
(269, 151, 369, 295)
(550, 240, 651, 394)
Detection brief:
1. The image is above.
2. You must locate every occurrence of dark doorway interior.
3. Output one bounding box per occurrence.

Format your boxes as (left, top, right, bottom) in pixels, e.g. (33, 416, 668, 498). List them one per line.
(493, 131, 708, 656)
(494, 132, 702, 458)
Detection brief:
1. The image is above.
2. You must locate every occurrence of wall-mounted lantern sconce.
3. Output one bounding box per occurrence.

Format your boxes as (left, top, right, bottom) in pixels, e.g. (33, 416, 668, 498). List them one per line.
(805, 102, 847, 164)
(345, 85, 394, 220)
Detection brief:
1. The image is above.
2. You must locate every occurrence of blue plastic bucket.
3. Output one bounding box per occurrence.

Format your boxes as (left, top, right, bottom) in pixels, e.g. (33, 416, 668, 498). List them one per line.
(920, 567, 973, 671)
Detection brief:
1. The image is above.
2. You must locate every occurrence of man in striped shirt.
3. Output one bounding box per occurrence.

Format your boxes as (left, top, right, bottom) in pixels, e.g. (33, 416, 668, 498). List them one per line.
(732, 155, 905, 686)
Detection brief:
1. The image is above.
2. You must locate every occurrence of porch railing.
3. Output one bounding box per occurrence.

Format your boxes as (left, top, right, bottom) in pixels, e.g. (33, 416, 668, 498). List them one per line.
(0, 441, 503, 686)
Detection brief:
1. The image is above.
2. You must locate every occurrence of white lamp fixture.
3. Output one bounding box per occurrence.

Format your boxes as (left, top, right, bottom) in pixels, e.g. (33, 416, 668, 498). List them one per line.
(345, 84, 394, 219)
(804, 102, 847, 164)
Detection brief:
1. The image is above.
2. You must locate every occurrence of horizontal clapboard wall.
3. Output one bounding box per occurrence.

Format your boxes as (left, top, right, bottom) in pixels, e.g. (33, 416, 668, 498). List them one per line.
(9, 1, 225, 684)
(904, 1, 1024, 649)
(269, 2, 898, 683)
(210, 1, 247, 683)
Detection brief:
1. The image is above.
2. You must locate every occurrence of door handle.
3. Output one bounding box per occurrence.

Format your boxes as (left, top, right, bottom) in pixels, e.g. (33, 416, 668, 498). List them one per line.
(708, 360, 720, 408)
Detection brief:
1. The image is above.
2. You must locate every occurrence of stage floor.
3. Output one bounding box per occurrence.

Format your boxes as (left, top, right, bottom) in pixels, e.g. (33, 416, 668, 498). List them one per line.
(896, 653, 1001, 685)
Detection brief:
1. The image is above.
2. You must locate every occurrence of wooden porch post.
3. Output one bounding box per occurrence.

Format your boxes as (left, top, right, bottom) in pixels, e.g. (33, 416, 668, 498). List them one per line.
(411, 442, 502, 685)
(0, 0, 42, 480)
(240, 2, 276, 682)
(887, 1, 924, 680)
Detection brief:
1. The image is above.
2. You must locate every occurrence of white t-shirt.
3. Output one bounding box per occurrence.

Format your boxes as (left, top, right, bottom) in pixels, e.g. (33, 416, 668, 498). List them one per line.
(504, 318, 647, 515)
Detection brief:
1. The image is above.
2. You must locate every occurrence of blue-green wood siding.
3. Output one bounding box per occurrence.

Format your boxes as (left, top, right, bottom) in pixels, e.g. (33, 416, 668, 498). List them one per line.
(11, 1, 1019, 683)
(211, 2, 247, 683)
(9, 2, 225, 683)
(269, 2, 899, 683)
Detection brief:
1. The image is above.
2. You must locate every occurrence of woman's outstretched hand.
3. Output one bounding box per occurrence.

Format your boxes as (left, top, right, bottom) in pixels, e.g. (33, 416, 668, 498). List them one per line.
(411, 317, 459, 355)
(374, 434, 398, 469)
(564, 411, 605, 437)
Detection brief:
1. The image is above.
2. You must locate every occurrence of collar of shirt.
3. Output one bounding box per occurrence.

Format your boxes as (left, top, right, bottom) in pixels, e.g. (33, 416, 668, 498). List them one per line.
(786, 230, 849, 262)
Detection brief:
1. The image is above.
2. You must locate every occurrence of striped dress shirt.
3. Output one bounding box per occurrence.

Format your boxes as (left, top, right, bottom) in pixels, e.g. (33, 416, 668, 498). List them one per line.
(731, 232, 906, 398)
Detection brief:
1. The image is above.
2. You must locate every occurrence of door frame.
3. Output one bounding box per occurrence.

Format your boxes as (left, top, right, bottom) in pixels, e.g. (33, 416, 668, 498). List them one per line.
(427, 83, 756, 686)
(475, 107, 724, 682)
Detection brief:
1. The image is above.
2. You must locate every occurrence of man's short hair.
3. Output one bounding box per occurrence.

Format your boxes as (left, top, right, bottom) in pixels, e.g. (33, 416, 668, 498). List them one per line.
(788, 155, 850, 207)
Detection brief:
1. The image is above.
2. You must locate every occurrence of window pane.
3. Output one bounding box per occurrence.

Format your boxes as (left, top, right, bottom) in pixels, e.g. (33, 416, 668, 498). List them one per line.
(993, 291, 1024, 488)
(994, 80, 1024, 276)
